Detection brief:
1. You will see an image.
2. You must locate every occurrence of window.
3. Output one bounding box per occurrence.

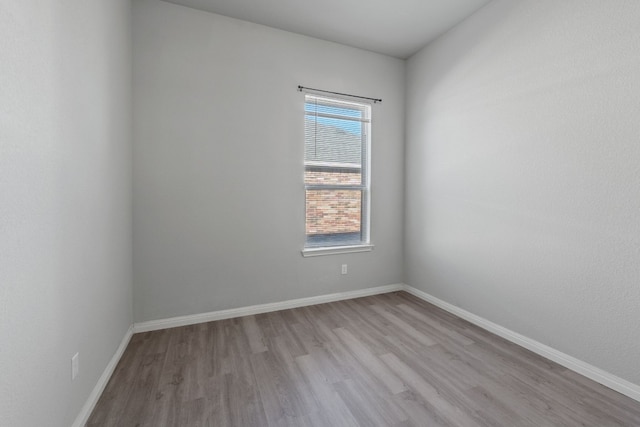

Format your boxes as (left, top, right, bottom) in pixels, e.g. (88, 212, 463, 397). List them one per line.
(303, 94, 372, 255)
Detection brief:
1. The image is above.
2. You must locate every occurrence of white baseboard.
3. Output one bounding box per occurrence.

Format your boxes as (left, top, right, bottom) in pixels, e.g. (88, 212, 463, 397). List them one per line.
(133, 283, 404, 333)
(403, 284, 640, 403)
(71, 326, 134, 427)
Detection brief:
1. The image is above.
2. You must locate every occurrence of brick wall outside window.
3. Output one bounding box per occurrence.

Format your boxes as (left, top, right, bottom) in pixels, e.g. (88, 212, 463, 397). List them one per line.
(305, 170, 361, 235)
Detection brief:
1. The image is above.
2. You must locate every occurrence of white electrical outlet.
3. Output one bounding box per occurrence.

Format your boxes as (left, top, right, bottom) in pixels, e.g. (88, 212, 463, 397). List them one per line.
(72, 353, 79, 380)
(341, 264, 348, 275)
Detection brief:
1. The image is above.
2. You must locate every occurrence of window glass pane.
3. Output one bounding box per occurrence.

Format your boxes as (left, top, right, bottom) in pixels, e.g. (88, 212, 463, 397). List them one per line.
(304, 100, 365, 120)
(305, 189, 362, 247)
(305, 115, 362, 166)
(304, 167, 361, 186)
(303, 94, 370, 250)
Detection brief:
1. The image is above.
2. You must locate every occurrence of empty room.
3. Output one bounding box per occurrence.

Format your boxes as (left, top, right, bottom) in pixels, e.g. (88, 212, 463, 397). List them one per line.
(2, 0, 640, 426)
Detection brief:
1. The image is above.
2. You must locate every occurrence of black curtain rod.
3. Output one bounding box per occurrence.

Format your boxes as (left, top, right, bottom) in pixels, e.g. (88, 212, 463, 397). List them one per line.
(298, 85, 382, 103)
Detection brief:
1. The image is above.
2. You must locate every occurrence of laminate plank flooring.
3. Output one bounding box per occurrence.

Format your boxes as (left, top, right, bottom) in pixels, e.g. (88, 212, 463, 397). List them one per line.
(87, 292, 640, 426)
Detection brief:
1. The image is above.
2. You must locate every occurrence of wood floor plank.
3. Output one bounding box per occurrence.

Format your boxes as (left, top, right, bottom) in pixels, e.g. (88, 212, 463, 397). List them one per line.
(250, 348, 316, 425)
(295, 354, 360, 427)
(334, 377, 408, 427)
(260, 311, 307, 358)
(87, 291, 640, 426)
(396, 302, 475, 346)
(333, 327, 408, 395)
(289, 320, 349, 384)
(148, 327, 188, 426)
(116, 330, 174, 427)
(86, 333, 147, 427)
(391, 389, 449, 427)
(242, 315, 268, 354)
(268, 335, 319, 413)
(380, 352, 482, 426)
(225, 320, 269, 427)
(369, 304, 437, 347)
(561, 368, 640, 423)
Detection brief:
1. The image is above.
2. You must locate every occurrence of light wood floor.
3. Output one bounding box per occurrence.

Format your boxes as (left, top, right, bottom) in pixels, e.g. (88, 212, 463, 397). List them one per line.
(88, 292, 640, 426)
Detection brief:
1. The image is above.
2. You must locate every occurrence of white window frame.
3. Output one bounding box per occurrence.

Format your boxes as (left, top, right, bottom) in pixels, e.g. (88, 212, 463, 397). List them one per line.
(301, 93, 374, 257)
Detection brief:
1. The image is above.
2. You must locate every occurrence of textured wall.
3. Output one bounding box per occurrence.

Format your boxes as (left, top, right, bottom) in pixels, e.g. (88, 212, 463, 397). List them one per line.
(132, 0, 405, 322)
(405, 0, 640, 385)
(0, 1, 133, 426)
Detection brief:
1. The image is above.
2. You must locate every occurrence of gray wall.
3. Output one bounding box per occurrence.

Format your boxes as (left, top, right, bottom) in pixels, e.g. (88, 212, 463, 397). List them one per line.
(132, 0, 405, 322)
(405, 0, 640, 385)
(0, 1, 133, 426)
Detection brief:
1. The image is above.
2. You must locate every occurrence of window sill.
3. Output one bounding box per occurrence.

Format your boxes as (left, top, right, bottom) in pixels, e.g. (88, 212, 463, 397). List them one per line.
(301, 244, 374, 257)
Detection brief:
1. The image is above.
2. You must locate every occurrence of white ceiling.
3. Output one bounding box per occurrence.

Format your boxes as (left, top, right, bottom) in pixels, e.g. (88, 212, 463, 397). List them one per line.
(162, 0, 491, 59)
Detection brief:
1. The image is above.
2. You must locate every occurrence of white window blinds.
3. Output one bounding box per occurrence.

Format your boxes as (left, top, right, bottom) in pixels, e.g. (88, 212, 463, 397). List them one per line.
(304, 94, 372, 248)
